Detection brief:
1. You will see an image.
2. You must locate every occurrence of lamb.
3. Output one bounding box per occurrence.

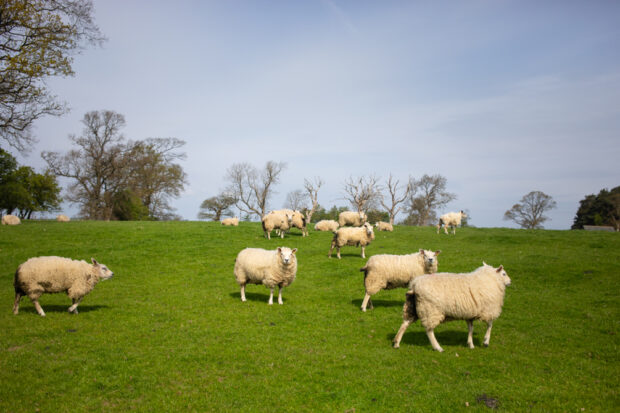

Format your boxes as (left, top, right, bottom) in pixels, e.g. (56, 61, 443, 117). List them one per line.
(56, 214, 70, 222)
(374, 221, 393, 232)
(338, 211, 367, 227)
(234, 247, 298, 305)
(392, 263, 511, 352)
(2, 214, 21, 225)
(221, 217, 239, 226)
(437, 210, 467, 235)
(359, 249, 440, 312)
(314, 220, 339, 232)
(261, 210, 292, 239)
(13, 256, 114, 317)
(328, 222, 375, 259)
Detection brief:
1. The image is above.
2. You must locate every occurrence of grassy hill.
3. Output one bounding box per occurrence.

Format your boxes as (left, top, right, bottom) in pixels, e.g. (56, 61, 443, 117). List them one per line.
(1, 221, 618, 411)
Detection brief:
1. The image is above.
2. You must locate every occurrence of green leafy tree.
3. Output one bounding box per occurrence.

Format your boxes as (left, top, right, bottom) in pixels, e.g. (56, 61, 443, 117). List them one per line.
(0, 0, 104, 153)
(112, 189, 150, 221)
(572, 186, 620, 230)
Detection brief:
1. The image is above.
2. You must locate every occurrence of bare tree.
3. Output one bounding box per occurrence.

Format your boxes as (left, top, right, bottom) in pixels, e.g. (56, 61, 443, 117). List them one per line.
(405, 174, 456, 226)
(0, 0, 105, 154)
(284, 189, 309, 211)
(198, 191, 237, 221)
(303, 176, 323, 223)
(342, 175, 382, 212)
(379, 174, 412, 225)
(226, 161, 286, 219)
(504, 191, 557, 229)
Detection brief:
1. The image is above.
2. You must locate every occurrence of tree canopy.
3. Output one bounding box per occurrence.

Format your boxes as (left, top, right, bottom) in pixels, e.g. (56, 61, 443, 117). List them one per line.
(572, 186, 620, 230)
(504, 191, 556, 229)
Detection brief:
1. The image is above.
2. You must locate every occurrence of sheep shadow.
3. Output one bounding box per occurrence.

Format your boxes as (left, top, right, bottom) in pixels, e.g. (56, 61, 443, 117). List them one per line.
(16, 304, 110, 315)
(350, 298, 403, 309)
(228, 291, 271, 303)
(388, 329, 478, 349)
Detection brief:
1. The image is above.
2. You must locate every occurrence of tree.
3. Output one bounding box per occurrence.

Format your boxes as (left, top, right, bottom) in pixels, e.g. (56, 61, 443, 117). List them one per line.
(284, 189, 308, 211)
(504, 191, 557, 229)
(225, 161, 286, 219)
(0, 0, 104, 153)
(572, 186, 620, 230)
(342, 174, 382, 213)
(303, 176, 323, 224)
(404, 174, 456, 226)
(198, 192, 237, 221)
(379, 174, 411, 225)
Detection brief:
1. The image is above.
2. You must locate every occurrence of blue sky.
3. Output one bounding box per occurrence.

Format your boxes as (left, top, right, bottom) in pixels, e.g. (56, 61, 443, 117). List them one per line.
(16, 0, 620, 228)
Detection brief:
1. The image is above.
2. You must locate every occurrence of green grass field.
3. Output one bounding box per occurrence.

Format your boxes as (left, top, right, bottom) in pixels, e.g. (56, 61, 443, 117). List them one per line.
(1, 221, 618, 411)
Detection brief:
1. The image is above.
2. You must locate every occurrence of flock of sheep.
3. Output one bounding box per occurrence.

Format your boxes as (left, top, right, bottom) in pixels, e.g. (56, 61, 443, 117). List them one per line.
(7, 207, 510, 352)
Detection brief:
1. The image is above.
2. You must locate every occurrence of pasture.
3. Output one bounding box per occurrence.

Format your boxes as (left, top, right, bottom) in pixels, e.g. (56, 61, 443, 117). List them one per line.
(0, 221, 618, 411)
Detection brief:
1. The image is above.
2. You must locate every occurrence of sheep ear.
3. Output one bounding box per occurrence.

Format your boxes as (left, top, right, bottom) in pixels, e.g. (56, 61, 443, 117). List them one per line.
(435, 250, 441, 256)
(277, 247, 282, 253)
(419, 249, 425, 255)
(483, 261, 487, 266)
(292, 248, 297, 254)
(496, 265, 504, 273)
(91, 258, 98, 266)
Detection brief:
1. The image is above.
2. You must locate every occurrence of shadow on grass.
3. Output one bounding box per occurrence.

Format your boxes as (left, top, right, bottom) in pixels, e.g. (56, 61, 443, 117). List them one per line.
(229, 291, 271, 303)
(387, 329, 476, 348)
(15, 304, 110, 315)
(350, 298, 403, 309)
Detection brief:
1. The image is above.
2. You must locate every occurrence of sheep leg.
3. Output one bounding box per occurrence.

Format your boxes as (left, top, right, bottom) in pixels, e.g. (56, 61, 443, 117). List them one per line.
(328, 243, 334, 258)
(361, 293, 372, 312)
(268, 288, 274, 305)
(13, 292, 22, 315)
(369, 297, 374, 309)
(426, 328, 444, 352)
(361, 246, 366, 259)
(68, 297, 83, 314)
(467, 320, 475, 349)
(392, 319, 412, 348)
(31, 298, 46, 317)
(277, 286, 283, 305)
(483, 320, 493, 347)
(240, 284, 247, 302)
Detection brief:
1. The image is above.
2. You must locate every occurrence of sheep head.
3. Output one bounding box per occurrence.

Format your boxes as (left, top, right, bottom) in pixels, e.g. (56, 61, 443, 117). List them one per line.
(496, 265, 511, 286)
(277, 247, 297, 265)
(420, 250, 440, 272)
(91, 258, 114, 280)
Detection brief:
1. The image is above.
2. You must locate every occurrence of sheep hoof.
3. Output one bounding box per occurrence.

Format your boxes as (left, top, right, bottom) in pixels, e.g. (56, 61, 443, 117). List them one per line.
(393, 343, 400, 349)
(483, 343, 489, 347)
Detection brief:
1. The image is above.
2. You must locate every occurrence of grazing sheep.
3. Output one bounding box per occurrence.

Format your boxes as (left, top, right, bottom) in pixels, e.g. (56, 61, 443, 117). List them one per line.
(13, 256, 114, 317)
(281, 209, 308, 237)
(393, 263, 511, 352)
(56, 214, 70, 222)
(338, 211, 367, 227)
(261, 210, 292, 239)
(375, 221, 393, 232)
(314, 220, 339, 232)
(234, 247, 298, 305)
(359, 249, 440, 312)
(437, 210, 467, 235)
(221, 217, 239, 226)
(2, 214, 21, 225)
(329, 222, 375, 259)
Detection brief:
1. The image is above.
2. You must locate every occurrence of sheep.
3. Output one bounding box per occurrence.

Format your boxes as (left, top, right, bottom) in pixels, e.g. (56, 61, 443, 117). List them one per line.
(374, 221, 393, 232)
(338, 211, 367, 227)
(221, 217, 239, 226)
(261, 210, 292, 239)
(279, 209, 307, 237)
(13, 256, 114, 317)
(392, 263, 511, 352)
(328, 222, 375, 259)
(234, 247, 298, 305)
(437, 210, 467, 235)
(2, 214, 21, 225)
(56, 214, 70, 222)
(359, 249, 441, 312)
(314, 220, 339, 232)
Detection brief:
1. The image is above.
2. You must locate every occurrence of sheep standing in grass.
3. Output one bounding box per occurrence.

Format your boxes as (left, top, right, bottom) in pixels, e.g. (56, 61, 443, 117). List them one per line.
(437, 210, 467, 234)
(375, 221, 393, 232)
(2, 215, 20, 225)
(261, 210, 292, 239)
(234, 247, 298, 305)
(359, 249, 440, 312)
(13, 256, 114, 316)
(56, 214, 70, 222)
(338, 211, 367, 227)
(329, 222, 375, 259)
(282, 209, 308, 237)
(314, 220, 339, 232)
(221, 217, 239, 226)
(393, 263, 511, 352)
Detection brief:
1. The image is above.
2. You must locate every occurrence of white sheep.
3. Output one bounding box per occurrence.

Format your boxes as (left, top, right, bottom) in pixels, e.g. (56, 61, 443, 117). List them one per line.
(56, 214, 70, 222)
(374, 221, 393, 232)
(437, 210, 467, 234)
(314, 220, 339, 232)
(2, 214, 21, 225)
(393, 263, 511, 352)
(338, 211, 367, 227)
(359, 249, 440, 312)
(281, 209, 308, 237)
(261, 210, 292, 239)
(221, 217, 239, 226)
(234, 247, 298, 305)
(329, 222, 375, 259)
(13, 256, 114, 316)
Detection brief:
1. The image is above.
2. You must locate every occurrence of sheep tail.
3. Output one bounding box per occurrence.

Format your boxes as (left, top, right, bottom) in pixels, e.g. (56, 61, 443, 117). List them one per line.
(404, 290, 418, 322)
